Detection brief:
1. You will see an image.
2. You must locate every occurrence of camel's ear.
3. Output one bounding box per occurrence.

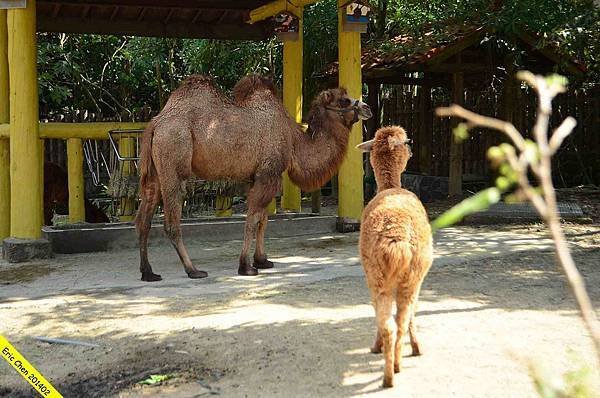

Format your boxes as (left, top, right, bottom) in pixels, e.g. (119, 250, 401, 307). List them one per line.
(356, 139, 374, 152)
(307, 106, 325, 135)
(388, 136, 403, 150)
(321, 90, 334, 104)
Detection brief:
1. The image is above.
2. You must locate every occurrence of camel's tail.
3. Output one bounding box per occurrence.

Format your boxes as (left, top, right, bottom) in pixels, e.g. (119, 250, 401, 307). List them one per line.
(138, 119, 156, 188)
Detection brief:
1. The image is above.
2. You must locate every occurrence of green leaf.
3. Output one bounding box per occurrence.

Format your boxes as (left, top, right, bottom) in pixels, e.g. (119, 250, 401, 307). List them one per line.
(137, 374, 172, 385)
(545, 74, 568, 90)
(487, 146, 505, 164)
(453, 123, 469, 143)
(431, 187, 502, 233)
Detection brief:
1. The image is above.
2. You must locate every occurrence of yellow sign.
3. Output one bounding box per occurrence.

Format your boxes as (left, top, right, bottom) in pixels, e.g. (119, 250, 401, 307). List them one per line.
(0, 335, 63, 397)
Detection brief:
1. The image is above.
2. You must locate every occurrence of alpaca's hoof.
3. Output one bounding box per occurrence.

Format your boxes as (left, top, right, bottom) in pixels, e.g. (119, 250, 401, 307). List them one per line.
(394, 363, 401, 373)
(238, 264, 259, 276)
(382, 376, 394, 388)
(141, 271, 162, 282)
(370, 345, 382, 354)
(187, 270, 208, 279)
(411, 342, 422, 356)
(253, 258, 274, 269)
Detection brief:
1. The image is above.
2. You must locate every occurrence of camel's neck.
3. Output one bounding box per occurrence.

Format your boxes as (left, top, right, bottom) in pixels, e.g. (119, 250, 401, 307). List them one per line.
(288, 121, 350, 192)
(374, 167, 402, 192)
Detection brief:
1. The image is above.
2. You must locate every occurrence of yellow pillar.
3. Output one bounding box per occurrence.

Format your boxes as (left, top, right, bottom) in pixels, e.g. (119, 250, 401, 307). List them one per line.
(0, 10, 9, 240)
(215, 195, 233, 217)
(337, 1, 364, 223)
(280, 9, 303, 212)
(7, 0, 43, 239)
(119, 136, 136, 221)
(67, 138, 85, 222)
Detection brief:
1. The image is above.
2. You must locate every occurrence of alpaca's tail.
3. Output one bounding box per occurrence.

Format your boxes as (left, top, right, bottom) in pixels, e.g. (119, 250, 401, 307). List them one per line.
(138, 119, 156, 189)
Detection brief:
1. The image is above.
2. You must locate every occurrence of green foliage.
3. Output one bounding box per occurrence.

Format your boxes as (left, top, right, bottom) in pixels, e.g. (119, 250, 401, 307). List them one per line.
(453, 123, 469, 143)
(137, 374, 173, 385)
(530, 356, 599, 398)
(35, 1, 598, 120)
(181, 38, 282, 90)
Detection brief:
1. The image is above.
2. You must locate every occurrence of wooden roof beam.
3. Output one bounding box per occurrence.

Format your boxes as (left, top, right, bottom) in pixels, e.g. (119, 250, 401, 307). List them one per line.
(246, 0, 320, 24)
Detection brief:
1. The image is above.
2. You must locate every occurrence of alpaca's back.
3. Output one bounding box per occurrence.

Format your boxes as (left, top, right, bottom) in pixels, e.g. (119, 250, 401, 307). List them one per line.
(359, 188, 432, 291)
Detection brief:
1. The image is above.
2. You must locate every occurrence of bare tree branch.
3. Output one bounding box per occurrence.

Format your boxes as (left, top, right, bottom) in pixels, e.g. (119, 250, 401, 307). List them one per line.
(436, 105, 526, 150)
(436, 72, 600, 365)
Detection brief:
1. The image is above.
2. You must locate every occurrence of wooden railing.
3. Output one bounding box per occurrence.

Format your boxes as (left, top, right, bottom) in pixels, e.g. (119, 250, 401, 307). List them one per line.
(0, 122, 146, 225)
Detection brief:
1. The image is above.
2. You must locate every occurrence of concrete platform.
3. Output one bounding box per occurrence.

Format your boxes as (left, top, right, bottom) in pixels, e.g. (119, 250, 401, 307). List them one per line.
(42, 213, 336, 254)
(2, 237, 54, 263)
(465, 201, 585, 224)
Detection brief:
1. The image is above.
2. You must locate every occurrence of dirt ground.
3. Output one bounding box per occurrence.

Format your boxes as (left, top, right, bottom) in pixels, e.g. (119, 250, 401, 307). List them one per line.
(1, 223, 599, 397)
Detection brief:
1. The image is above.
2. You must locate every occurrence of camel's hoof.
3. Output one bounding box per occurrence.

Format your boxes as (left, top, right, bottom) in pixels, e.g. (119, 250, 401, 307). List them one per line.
(141, 272, 162, 282)
(253, 258, 274, 269)
(371, 345, 382, 354)
(411, 343, 422, 356)
(238, 264, 259, 276)
(187, 270, 208, 279)
(394, 363, 401, 373)
(383, 376, 394, 388)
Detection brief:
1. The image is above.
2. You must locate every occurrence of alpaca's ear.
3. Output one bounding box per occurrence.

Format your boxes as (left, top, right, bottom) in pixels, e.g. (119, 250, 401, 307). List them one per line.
(388, 136, 404, 150)
(356, 139, 374, 152)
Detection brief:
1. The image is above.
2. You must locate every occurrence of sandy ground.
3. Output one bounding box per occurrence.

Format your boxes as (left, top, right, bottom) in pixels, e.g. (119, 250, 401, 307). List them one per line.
(1, 223, 599, 397)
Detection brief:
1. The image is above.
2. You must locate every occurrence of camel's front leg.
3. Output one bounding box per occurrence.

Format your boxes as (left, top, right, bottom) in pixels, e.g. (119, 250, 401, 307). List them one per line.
(253, 211, 274, 269)
(238, 178, 278, 276)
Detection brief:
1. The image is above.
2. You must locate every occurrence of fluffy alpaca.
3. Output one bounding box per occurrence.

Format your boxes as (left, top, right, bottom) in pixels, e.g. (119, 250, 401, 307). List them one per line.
(357, 126, 433, 388)
(135, 74, 372, 281)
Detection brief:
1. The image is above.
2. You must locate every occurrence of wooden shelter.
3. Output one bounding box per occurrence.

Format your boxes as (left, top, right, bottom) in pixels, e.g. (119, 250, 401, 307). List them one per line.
(0, 0, 367, 260)
(325, 23, 587, 197)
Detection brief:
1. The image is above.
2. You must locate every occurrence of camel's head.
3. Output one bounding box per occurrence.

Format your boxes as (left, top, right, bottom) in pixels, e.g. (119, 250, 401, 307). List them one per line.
(356, 126, 412, 174)
(233, 74, 277, 104)
(308, 88, 372, 132)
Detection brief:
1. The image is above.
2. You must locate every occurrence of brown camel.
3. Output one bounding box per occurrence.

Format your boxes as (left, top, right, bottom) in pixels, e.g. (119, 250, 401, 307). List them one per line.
(135, 74, 372, 281)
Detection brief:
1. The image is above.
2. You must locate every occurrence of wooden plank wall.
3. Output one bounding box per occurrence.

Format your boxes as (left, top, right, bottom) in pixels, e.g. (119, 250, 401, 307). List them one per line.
(380, 83, 599, 187)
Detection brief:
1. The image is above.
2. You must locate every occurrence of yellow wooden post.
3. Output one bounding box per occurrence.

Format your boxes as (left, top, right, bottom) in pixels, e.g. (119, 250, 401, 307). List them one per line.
(119, 135, 136, 221)
(281, 9, 303, 212)
(67, 138, 85, 222)
(0, 10, 9, 240)
(215, 195, 233, 217)
(266, 197, 276, 215)
(7, 0, 43, 238)
(337, 0, 364, 226)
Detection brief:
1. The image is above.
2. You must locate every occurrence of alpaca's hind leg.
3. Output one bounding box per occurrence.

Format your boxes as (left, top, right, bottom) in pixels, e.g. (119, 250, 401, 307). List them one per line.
(375, 292, 396, 388)
(238, 178, 278, 276)
(408, 284, 423, 356)
(161, 176, 207, 279)
(395, 290, 420, 373)
(408, 312, 421, 356)
(371, 330, 383, 354)
(253, 211, 273, 269)
(135, 174, 162, 282)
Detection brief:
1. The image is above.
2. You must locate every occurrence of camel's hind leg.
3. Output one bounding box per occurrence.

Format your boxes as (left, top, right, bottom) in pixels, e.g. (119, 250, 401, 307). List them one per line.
(135, 173, 162, 282)
(374, 292, 396, 388)
(238, 176, 278, 276)
(159, 171, 207, 279)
